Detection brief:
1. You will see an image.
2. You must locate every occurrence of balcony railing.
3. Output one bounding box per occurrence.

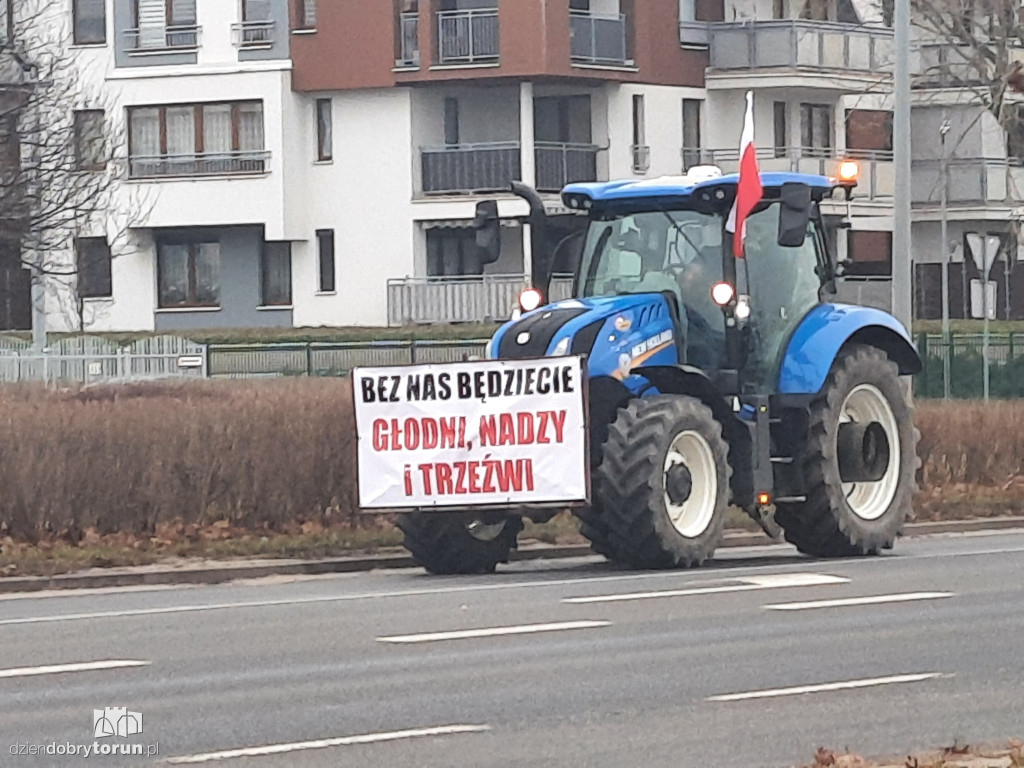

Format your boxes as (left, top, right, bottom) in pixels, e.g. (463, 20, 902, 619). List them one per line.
(128, 151, 271, 179)
(388, 274, 575, 326)
(232, 20, 275, 49)
(398, 11, 420, 67)
(123, 25, 200, 53)
(708, 20, 893, 73)
(695, 147, 895, 199)
(679, 20, 709, 48)
(437, 8, 499, 65)
(632, 145, 651, 173)
(421, 142, 520, 195)
(911, 158, 1024, 205)
(570, 11, 628, 66)
(535, 142, 598, 192)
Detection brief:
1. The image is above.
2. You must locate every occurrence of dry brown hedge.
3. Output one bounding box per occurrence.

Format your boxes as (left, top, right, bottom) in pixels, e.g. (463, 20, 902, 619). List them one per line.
(0, 381, 1021, 544)
(0, 379, 357, 543)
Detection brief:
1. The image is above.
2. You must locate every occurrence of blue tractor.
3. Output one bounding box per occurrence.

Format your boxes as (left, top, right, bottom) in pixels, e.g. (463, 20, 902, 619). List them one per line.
(397, 167, 920, 574)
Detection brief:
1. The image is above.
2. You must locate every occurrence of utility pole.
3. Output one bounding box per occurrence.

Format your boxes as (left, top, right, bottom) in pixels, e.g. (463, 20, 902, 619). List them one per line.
(891, 0, 913, 332)
(940, 115, 951, 399)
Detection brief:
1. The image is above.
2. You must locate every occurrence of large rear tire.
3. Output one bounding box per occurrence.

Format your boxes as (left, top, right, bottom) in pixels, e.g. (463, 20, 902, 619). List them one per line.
(397, 513, 523, 575)
(597, 395, 731, 569)
(775, 345, 918, 557)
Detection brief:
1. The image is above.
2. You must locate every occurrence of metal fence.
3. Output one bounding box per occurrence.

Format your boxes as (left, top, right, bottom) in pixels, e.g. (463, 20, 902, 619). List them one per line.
(7, 330, 1024, 398)
(570, 11, 628, 65)
(0, 335, 207, 385)
(437, 8, 499, 64)
(915, 332, 1024, 399)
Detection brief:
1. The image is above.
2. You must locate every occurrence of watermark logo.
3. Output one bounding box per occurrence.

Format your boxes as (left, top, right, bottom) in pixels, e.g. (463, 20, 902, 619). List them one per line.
(93, 708, 143, 739)
(8, 707, 157, 759)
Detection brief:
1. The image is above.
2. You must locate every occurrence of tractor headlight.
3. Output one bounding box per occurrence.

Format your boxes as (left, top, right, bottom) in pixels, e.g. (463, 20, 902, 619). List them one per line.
(550, 337, 571, 357)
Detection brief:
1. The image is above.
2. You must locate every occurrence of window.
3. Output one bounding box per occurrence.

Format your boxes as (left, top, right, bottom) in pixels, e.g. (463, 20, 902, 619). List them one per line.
(1007, 106, 1024, 163)
(243, 0, 273, 21)
(443, 97, 460, 146)
(846, 231, 892, 277)
(773, 102, 787, 159)
(682, 98, 702, 169)
(427, 229, 482, 277)
(2, 0, 13, 42)
(73, 0, 106, 45)
(129, 0, 198, 50)
(800, 103, 832, 157)
(157, 241, 220, 308)
(294, 0, 317, 28)
(76, 238, 112, 298)
(631, 94, 648, 173)
(845, 109, 893, 157)
(316, 229, 335, 293)
(73, 110, 106, 171)
(316, 98, 332, 161)
(569, 0, 589, 10)
(128, 101, 265, 177)
(772, 0, 785, 18)
(261, 242, 292, 306)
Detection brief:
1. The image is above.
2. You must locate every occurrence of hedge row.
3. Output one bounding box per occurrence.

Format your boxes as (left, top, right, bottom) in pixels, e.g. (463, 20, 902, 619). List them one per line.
(0, 381, 1019, 544)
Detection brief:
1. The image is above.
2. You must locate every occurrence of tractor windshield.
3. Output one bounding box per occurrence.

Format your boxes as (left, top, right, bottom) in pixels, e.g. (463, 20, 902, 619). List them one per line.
(578, 209, 726, 369)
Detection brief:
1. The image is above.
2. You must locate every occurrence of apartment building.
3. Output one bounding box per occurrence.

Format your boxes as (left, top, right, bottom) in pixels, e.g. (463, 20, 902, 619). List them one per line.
(2, 0, 711, 333)
(7, 0, 1021, 332)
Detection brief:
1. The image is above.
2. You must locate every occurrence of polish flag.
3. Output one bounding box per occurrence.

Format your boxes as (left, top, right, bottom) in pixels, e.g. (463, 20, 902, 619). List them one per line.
(726, 91, 763, 258)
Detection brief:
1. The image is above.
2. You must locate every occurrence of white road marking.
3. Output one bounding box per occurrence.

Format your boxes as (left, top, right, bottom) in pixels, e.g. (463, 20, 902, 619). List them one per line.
(764, 592, 954, 611)
(562, 573, 848, 604)
(165, 724, 491, 764)
(707, 673, 947, 702)
(378, 620, 611, 644)
(0, 660, 149, 679)
(0, 584, 200, 602)
(5, 535, 1024, 621)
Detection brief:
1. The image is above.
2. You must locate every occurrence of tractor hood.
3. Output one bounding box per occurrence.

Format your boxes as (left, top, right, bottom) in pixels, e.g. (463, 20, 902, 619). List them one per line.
(489, 294, 680, 379)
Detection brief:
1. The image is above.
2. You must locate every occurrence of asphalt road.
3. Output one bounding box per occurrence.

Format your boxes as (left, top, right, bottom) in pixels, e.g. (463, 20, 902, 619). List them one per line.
(1, 530, 1023, 768)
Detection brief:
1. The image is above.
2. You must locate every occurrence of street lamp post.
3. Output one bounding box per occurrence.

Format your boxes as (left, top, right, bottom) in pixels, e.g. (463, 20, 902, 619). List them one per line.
(892, 0, 913, 334)
(940, 116, 951, 399)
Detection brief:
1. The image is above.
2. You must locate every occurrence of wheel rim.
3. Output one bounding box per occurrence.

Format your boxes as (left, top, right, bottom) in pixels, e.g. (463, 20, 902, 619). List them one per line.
(663, 430, 718, 538)
(838, 384, 900, 521)
(467, 519, 507, 542)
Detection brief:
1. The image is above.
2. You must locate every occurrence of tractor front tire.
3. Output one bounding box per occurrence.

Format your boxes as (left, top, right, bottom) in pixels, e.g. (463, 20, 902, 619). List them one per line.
(775, 345, 918, 557)
(597, 395, 731, 569)
(397, 513, 523, 575)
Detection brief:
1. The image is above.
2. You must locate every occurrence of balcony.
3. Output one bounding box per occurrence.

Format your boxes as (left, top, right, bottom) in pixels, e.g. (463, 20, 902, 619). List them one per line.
(707, 20, 893, 86)
(387, 274, 575, 325)
(421, 142, 520, 195)
(698, 147, 895, 200)
(437, 8, 499, 65)
(535, 143, 599, 192)
(232, 20, 275, 49)
(398, 11, 420, 67)
(128, 151, 271, 180)
(123, 25, 200, 53)
(420, 142, 599, 195)
(911, 158, 1024, 206)
(570, 11, 629, 66)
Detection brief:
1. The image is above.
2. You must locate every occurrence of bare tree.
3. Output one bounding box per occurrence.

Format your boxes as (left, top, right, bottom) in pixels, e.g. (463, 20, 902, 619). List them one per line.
(0, 0, 148, 336)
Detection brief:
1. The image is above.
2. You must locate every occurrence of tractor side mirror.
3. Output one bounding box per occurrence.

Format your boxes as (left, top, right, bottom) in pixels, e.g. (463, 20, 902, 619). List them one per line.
(778, 182, 812, 248)
(473, 200, 501, 266)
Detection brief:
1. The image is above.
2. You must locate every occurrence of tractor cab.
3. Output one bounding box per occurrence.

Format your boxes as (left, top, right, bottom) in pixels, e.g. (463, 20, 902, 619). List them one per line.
(491, 168, 853, 398)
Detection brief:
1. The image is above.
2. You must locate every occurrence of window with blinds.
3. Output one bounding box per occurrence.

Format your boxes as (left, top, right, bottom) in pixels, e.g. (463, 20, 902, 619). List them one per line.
(130, 0, 198, 49)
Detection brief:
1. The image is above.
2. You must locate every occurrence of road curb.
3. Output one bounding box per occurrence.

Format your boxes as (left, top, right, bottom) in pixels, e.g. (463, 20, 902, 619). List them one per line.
(1, 517, 1021, 594)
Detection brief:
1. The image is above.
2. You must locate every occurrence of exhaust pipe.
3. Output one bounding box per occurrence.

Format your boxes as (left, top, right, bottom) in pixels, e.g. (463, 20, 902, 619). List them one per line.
(509, 182, 553, 303)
